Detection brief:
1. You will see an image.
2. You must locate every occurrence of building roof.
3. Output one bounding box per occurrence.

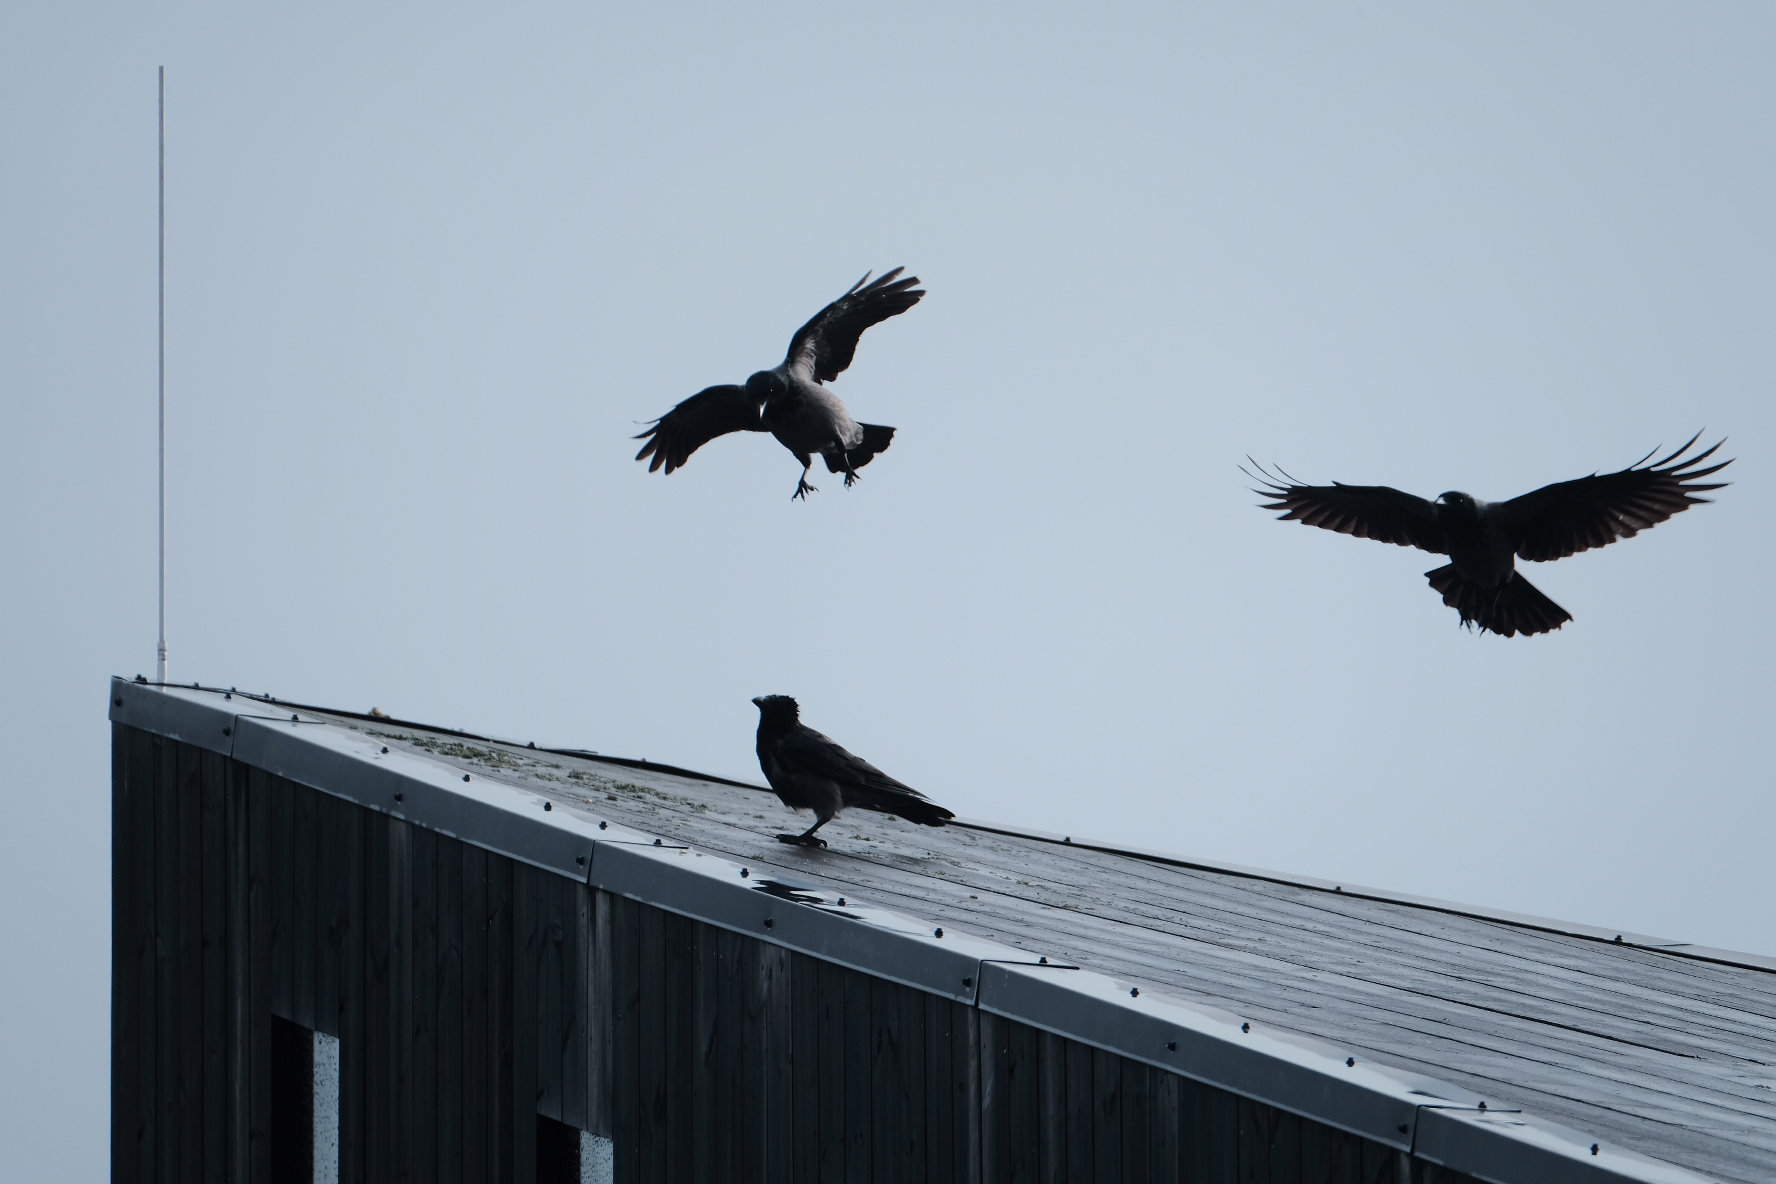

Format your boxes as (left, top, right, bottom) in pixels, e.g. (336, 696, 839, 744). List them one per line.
(111, 679, 1776, 1184)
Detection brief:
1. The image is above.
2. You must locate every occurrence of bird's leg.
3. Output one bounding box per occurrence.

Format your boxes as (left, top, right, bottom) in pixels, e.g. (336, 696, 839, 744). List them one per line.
(775, 817, 829, 849)
(841, 454, 861, 489)
(792, 459, 818, 501)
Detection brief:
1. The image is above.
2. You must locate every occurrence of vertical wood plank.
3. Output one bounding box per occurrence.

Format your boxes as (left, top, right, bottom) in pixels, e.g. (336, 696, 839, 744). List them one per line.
(611, 895, 641, 1184)
(246, 765, 274, 1183)
(717, 925, 748, 1181)
(740, 936, 768, 1184)
(363, 809, 394, 1184)
(842, 964, 871, 1184)
(589, 888, 614, 1142)
(536, 870, 565, 1124)
(412, 825, 440, 1184)
(1151, 1070, 1180, 1184)
(870, 976, 897, 1184)
(1064, 1037, 1094, 1183)
(292, 782, 318, 1033)
(1178, 1075, 1208, 1184)
(815, 956, 846, 1184)
(562, 880, 590, 1134)
(1361, 1135, 1397, 1184)
(437, 834, 465, 1184)
(790, 951, 822, 1184)
(1091, 1046, 1121, 1184)
(1272, 1111, 1302, 1184)
(956, 1002, 982, 1184)
(115, 725, 155, 1184)
(199, 748, 229, 1184)
(980, 1011, 1011, 1184)
(762, 941, 795, 1184)
(1121, 1058, 1151, 1184)
(1238, 1097, 1269, 1184)
(461, 844, 491, 1184)
(489, 855, 515, 1184)
(637, 898, 668, 1184)
(269, 772, 293, 1023)
(1203, 1081, 1238, 1184)
(1038, 1028, 1067, 1184)
(924, 994, 953, 1183)
(153, 735, 180, 1184)
(1008, 1020, 1041, 1184)
(512, 862, 543, 1184)
(669, 912, 701, 1184)
(173, 742, 204, 1180)
(332, 795, 367, 1184)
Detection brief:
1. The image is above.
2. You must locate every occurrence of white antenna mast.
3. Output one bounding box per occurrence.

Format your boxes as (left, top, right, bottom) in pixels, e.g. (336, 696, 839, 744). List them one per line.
(157, 66, 168, 685)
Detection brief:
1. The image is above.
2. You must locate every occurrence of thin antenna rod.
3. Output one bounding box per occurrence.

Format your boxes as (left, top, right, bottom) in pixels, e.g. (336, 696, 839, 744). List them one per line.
(157, 67, 168, 685)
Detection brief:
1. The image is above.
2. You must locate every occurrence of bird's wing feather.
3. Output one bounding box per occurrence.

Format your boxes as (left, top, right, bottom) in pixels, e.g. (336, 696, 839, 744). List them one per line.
(633, 384, 768, 474)
(1492, 434, 1731, 562)
(776, 725, 931, 800)
(1248, 464, 1449, 554)
(784, 268, 925, 384)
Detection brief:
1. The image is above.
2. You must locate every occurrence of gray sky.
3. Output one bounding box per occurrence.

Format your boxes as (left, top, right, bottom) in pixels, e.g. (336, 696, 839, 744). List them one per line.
(3, 3, 1772, 1177)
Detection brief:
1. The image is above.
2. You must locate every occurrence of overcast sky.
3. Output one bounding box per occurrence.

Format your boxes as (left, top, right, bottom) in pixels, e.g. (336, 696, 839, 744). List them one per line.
(3, 3, 1773, 1178)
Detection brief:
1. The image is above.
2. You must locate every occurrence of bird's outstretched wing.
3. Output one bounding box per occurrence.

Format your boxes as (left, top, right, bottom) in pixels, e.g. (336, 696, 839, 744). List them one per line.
(633, 384, 768, 474)
(1492, 434, 1731, 562)
(784, 268, 925, 384)
(1247, 463, 1449, 554)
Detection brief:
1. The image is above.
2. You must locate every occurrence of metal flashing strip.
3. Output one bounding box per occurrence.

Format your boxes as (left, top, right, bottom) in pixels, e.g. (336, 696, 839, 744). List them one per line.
(587, 840, 1041, 1004)
(1414, 1107, 1720, 1184)
(976, 961, 1475, 1151)
(109, 677, 287, 756)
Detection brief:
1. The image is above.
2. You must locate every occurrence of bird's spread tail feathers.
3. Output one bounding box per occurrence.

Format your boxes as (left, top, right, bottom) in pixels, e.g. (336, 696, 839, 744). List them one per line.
(1425, 566, 1571, 638)
(823, 423, 896, 478)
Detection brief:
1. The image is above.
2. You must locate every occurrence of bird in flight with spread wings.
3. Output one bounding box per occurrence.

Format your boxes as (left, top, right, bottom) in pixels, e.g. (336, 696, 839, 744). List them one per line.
(634, 269, 924, 500)
(752, 695, 953, 848)
(1247, 434, 1730, 637)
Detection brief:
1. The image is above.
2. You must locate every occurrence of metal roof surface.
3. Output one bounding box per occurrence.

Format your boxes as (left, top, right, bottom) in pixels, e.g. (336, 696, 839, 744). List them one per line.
(112, 680, 1776, 1184)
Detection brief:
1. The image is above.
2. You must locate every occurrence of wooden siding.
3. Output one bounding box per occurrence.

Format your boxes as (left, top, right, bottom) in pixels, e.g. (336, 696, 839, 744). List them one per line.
(113, 723, 1479, 1183)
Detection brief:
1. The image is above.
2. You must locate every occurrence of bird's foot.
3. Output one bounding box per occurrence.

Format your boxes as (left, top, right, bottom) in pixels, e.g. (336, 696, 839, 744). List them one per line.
(775, 833, 828, 849)
(792, 478, 819, 501)
(842, 471, 859, 489)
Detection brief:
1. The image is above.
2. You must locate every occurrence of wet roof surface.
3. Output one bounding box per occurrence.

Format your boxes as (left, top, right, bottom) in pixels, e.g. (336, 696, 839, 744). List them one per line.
(300, 708, 1776, 1183)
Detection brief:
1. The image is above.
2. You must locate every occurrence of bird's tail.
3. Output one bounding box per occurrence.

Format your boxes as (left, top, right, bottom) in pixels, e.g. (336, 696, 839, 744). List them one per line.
(823, 424, 896, 474)
(1424, 565, 1572, 638)
(851, 785, 954, 828)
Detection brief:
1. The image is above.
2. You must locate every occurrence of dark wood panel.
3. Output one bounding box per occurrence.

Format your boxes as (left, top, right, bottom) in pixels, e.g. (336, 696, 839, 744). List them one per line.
(610, 893, 641, 1184)
(292, 781, 318, 1033)
(437, 834, 465, 1184)
(412, 825, 440, 1184)
(461, 842, 491, 1183)
(269, 771, 293, 1024)
(512, 860, 543, 1184)
(199, 748, 230, 1184)
(245, 765, 273, 1183)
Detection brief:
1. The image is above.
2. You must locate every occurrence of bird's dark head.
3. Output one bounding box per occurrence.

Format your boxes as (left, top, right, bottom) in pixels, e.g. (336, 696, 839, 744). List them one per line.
(1435, 491, 1481, 523)
(744, 371, 787, 401)
(752, 695, 800, 724)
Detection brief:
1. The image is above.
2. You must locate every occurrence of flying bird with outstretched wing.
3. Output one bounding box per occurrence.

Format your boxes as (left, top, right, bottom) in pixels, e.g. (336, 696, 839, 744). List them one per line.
(751, 695, 953, 848)
(1247, 434, 1730, 637)
(635, 269, 924, 500)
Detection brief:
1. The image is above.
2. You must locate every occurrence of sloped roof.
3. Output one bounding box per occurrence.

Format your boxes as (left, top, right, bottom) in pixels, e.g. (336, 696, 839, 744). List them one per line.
(111, 679, 1776, 1184)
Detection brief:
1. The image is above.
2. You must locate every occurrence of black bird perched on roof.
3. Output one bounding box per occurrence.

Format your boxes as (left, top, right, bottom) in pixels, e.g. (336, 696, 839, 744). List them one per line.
(751, 695, 954, 848)
(635, 269, 925, 500)
(1247, 434, 1730, 637)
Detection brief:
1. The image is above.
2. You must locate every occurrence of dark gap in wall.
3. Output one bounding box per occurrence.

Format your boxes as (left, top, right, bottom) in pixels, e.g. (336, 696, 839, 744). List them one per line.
(536, 1114, 582, 1183)
(269, 1016, 314, 1184)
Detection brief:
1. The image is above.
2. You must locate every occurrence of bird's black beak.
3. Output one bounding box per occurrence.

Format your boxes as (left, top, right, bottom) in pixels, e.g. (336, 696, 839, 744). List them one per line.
(751, 697, 765, 708)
